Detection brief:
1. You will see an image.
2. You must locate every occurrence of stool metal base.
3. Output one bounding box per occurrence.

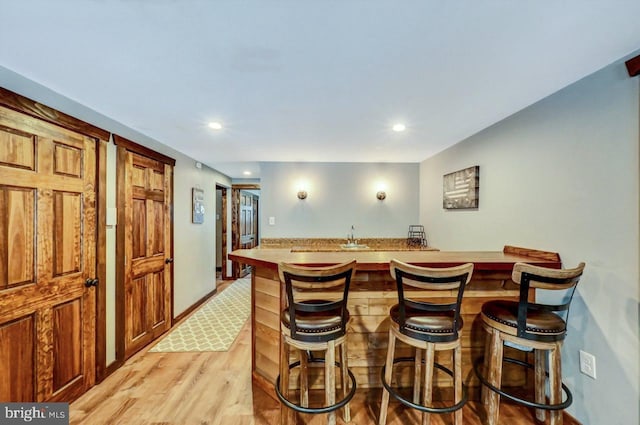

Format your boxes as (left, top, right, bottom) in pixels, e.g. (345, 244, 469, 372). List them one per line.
(474, 355, 573, 410)
(380, 356, 468, 414)
(275, 357, 357, 415)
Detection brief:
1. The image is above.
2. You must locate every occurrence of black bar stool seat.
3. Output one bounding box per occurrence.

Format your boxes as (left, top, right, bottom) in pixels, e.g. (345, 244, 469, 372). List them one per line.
(482, 300, 567, 336)
(281, 302, 349, 334)
(390, 304, 463, 334)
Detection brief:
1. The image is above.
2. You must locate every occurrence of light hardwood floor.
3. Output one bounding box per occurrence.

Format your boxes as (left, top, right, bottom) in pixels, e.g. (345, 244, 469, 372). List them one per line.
(70, 281, 579, 425)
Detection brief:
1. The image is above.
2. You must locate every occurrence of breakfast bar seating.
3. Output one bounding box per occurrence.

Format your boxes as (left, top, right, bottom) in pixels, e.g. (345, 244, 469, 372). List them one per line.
(228, 244, 563, 416)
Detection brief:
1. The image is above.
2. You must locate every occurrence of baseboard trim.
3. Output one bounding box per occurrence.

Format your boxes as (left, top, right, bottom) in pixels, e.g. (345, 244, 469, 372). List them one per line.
(172, 288, 217, 326)
(98, 359, 124, 383)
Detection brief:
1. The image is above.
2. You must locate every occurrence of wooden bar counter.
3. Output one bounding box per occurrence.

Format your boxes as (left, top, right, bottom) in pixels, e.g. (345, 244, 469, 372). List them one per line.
(229, 245, 561, 400)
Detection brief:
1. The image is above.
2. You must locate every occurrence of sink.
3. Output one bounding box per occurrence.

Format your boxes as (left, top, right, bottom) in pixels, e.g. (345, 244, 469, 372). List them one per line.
(339, 243, 369, 250)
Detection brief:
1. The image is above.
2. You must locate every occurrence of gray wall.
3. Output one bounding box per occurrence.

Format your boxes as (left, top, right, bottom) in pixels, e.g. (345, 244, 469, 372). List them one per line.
(260, 162, 420, 238)
(419, 56, 639, 424)
(172, 160, 231, 316)
(1, 66, 233, 366)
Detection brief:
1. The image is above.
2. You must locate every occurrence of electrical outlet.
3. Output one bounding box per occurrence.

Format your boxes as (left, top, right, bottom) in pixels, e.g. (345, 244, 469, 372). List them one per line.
(268, 216, 276, 225)
(579, 350, 597, 379)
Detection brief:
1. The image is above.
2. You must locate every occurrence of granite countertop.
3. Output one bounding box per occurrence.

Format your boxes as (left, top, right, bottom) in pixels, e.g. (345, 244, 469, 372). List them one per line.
(259, 237, 435, 252)
(289, 245, 439, 252)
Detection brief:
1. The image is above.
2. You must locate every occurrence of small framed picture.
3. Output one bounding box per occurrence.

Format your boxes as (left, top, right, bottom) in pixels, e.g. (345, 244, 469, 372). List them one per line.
(443, 166, 479, 209)
(192, 188, 205, 223)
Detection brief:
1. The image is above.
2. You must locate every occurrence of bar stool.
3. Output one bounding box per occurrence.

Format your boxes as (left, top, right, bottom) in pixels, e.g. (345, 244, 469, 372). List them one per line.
(275, 260, 357, 425)
(379, 260, 474, 425)
(474, 262, 585, 425)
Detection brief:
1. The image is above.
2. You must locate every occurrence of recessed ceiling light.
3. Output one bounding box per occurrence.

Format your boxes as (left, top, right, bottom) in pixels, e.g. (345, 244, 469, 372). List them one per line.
(208, 122, 223, 130)
(243, 171, 252, 176)
(392, 123, 406, 132)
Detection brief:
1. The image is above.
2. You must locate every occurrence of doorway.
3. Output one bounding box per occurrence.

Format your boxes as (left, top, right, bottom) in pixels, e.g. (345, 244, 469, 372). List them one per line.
(215, 185, 229, 282)
(231, 184, 260, 278)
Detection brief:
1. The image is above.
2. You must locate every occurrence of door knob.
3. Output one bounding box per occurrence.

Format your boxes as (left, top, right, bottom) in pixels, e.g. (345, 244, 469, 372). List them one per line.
(85, 278, 99, 287)
(165, 258, 174, 264)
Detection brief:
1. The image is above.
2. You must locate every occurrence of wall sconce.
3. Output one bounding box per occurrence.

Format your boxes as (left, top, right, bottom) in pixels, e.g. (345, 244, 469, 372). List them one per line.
(375, 181, 387, 201)
(296, 179, 309, 200)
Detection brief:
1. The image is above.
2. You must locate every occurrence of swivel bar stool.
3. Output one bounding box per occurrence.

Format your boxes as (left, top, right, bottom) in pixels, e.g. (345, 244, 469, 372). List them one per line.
(474, 261, 585, 425)
(275, 260, 357, 425)
(379, 260, 474, 425)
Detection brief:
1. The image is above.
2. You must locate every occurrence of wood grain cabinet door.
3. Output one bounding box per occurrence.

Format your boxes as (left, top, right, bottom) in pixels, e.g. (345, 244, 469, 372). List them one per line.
(120, 150, 172, 358)
(0, 106, 97, 402)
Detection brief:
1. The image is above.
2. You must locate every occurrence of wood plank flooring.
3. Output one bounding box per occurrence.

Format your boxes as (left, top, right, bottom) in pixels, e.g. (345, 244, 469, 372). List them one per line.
(70, 281, 580, 425)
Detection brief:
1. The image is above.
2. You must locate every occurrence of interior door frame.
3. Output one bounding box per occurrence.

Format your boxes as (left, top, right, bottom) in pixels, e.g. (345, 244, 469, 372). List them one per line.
(113, 135, 175, 363)
(231, 183, 260, 278)
(216, 184, 231, 280)
(0, 88, 110, 388)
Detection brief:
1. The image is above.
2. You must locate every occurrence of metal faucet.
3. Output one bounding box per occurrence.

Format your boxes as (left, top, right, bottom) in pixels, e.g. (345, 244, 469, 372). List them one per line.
(348, 225, 356, 245)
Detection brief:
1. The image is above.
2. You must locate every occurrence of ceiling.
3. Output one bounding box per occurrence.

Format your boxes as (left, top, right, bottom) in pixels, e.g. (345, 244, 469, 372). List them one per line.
(1, 1, 639, 179)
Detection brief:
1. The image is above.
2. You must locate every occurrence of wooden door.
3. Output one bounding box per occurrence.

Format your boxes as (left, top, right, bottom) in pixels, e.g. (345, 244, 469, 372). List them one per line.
(119, 148, 173, 358)
(215, 185, 228, 280)
(239, 191, 258, 276)
(0, 105, 97, 402)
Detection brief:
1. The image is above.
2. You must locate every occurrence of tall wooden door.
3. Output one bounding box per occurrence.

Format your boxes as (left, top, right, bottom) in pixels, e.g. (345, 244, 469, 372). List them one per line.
(118, 148, 173, 358)
(0, 105, 97, 402)
(238, 191, 258, 277)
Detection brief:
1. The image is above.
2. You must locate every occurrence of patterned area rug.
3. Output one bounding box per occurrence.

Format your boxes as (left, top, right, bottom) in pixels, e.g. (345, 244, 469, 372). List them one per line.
(149, 277, 251, 352)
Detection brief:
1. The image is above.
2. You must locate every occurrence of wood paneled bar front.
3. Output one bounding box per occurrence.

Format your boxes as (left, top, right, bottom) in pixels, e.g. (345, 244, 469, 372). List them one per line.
(228, 245, 561, 401)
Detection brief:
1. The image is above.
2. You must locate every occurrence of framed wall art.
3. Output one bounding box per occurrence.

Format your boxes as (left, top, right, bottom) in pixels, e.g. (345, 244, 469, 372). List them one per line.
(192, 188, 205, 223)
(443, 166, 479, 209)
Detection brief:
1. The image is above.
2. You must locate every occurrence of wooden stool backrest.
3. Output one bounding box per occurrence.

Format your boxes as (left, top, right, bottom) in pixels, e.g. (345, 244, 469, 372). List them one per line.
(511, 262, 586, 341)
(278, 260, 356, 342)
(389, 260, 474, 342)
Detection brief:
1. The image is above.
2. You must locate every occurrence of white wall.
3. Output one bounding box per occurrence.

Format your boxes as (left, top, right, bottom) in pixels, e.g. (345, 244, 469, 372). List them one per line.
(420, 56, 639, 424)
(172, 159, 231, 315)
(260, 162, 419, 238)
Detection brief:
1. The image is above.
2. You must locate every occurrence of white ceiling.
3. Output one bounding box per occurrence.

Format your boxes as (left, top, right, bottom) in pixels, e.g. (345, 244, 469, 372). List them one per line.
(1, 1, 639, 178)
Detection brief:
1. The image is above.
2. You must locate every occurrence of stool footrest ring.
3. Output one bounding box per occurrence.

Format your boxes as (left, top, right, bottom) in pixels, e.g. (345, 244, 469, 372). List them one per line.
(473, 355, 573, 410)
(380, 356, 468, 414)
(275, 357, 357, 415)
